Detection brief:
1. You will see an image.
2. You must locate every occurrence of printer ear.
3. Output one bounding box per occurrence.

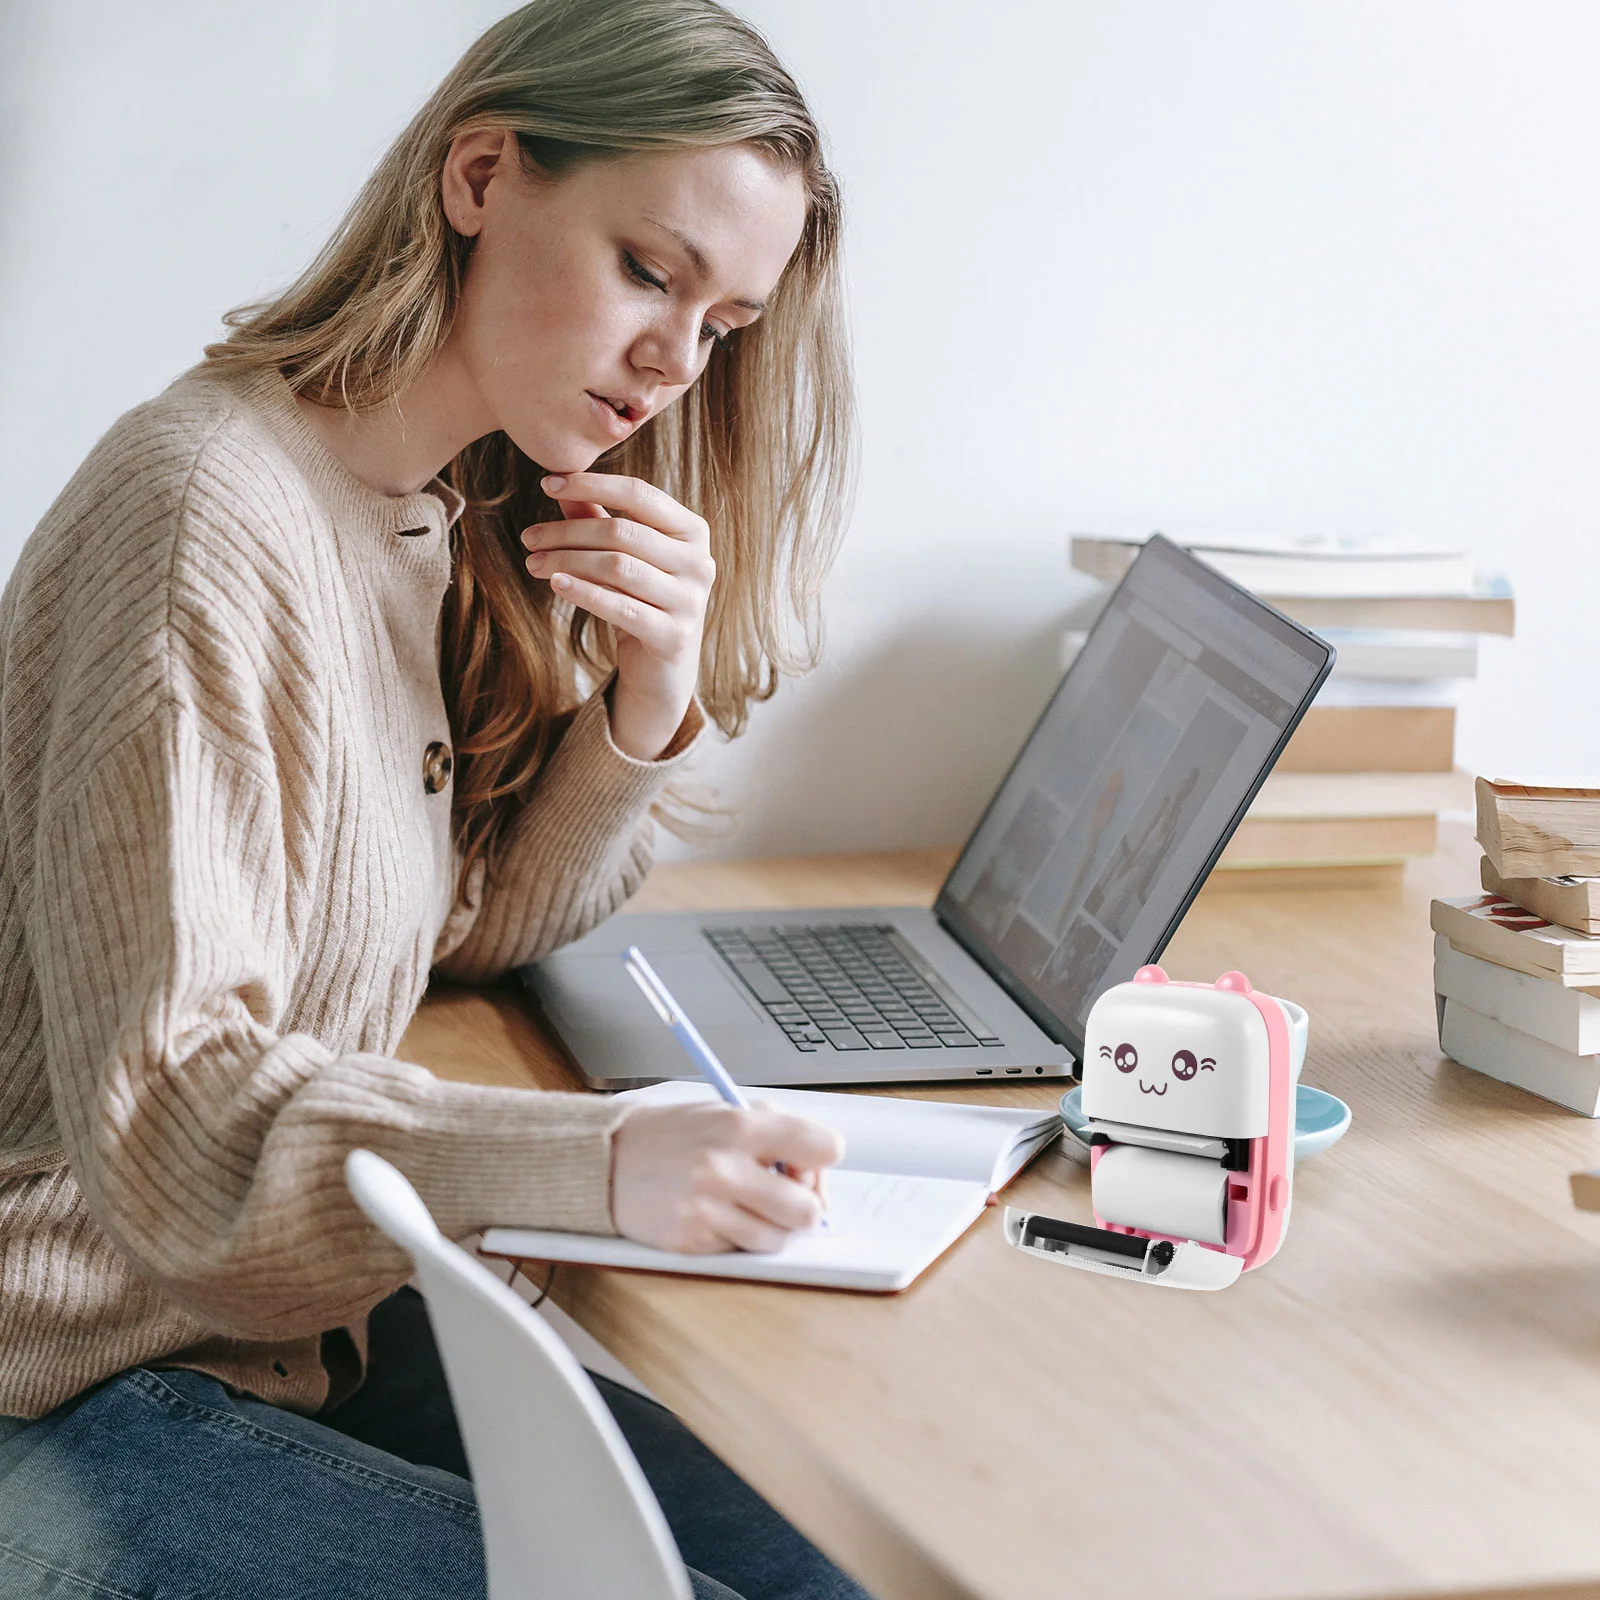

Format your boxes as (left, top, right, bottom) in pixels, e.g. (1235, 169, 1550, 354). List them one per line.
(1133, 965, 1169, 985)
(1214, 970, 1253, 994)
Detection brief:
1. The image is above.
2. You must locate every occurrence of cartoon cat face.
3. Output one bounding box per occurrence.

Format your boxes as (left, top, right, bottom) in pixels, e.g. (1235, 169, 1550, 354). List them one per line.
(1081, 982, 1270, 1138)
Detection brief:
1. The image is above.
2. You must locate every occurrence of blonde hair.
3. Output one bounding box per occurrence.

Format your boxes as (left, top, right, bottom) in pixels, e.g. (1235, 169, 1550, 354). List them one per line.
(204, 0, 855, 887)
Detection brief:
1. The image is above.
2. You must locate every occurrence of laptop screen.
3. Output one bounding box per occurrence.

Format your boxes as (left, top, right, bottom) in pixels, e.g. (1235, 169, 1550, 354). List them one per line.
(935, 536, 1332, 1062)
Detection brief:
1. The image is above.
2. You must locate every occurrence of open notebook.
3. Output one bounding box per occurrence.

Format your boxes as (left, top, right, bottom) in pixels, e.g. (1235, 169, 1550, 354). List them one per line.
(479, 1083, 1061, 1293)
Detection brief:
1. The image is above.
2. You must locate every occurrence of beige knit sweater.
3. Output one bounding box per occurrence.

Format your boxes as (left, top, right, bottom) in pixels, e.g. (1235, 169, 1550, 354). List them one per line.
(0, 364, 703, 1420)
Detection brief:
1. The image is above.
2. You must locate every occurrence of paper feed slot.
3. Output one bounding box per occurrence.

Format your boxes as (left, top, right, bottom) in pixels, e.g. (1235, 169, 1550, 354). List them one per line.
(1086, 1119, 1230, 1159)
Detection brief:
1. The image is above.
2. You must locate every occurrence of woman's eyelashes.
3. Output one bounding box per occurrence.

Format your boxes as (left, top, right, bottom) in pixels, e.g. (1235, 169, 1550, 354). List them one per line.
(621, 250, 732, 352)
(622, 248, 668, 293)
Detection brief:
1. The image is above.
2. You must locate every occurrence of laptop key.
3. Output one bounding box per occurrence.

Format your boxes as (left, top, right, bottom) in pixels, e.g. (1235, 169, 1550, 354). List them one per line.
(726, 959, 791, 1004)
(935, 1030, 978, 1047)
(860, 1031, 906, 1049)
(821, 1027, 871, 1051)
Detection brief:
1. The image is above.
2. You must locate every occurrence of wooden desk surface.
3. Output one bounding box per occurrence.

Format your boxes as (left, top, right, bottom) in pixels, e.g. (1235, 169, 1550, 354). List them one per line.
(401, 828, 1600, 1600)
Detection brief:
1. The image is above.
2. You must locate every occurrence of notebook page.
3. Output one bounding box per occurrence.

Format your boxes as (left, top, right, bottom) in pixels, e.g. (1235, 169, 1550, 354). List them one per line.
(481, 1169, 989, 1293)
(615, 1081, 1059, 1190)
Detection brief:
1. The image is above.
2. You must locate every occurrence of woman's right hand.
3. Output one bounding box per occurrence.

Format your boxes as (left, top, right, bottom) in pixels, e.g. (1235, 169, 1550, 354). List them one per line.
(610, 1102, 845, 1254)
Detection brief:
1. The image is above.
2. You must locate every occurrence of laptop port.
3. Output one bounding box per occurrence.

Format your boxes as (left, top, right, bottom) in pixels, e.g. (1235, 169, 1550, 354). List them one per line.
(975, 1068, 993, 1075)
(1005, 1067, 1023, 1074)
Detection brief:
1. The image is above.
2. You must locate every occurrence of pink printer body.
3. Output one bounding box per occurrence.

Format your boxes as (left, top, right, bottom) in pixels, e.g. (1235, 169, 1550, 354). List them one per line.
(1080, 965, 1297, 1276)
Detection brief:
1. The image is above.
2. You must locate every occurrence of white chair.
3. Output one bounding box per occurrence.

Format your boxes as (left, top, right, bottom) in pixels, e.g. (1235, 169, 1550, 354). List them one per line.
(344, 1149, 693, 1600)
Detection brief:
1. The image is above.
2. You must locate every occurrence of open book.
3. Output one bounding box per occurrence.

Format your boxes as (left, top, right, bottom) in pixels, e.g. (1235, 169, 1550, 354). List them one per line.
(479, 1083, 1061, 1293)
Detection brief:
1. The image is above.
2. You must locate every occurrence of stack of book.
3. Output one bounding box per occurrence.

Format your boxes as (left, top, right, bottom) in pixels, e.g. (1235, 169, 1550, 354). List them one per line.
(1067, 533, 1514, 878)
(1432, 778, 1600, 1115)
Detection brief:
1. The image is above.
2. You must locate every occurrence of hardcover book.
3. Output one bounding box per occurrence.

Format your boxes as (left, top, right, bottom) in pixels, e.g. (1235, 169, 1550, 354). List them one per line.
(1429, 895, 1600, 986)
(1437, 994, 1600, 1117)
(1247, 770, 1470, 818)
(1434, 934, 1600, 1054)
(1316, 629, 1478, 681)
(1068, 534, 1479, 598)
(1479, 857, 1600, 936)
(1271, 583, 1514, 637)
(1275, 705, 1456, 774)
(1219, 813, 1436, 869)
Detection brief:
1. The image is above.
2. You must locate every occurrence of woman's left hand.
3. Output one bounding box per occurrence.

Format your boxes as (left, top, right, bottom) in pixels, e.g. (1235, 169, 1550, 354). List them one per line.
(521, 471, 714, 761)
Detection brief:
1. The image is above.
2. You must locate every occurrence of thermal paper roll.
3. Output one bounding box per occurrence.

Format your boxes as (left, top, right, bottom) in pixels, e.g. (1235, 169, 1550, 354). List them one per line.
(1093, 1145, 1229, 1245)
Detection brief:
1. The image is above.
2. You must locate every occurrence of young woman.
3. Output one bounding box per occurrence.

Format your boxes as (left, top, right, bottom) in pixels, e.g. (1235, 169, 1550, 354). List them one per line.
(0, 2, 867, 1595)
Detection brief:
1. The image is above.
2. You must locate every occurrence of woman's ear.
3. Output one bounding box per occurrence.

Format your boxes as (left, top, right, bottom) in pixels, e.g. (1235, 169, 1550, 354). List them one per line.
(440, 128, 516, 239)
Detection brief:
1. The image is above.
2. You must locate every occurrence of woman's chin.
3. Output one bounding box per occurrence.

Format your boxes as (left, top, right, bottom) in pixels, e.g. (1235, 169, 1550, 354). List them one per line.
(501, 420, 604, 476)
(523, 442, 605, 476)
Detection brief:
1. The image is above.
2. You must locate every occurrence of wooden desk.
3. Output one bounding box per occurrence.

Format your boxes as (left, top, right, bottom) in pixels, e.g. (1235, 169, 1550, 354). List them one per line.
(401, 826, 1600, 1600)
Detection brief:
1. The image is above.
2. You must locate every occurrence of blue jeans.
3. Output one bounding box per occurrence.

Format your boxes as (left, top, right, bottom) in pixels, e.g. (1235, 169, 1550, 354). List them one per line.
(0, 1288, 872, 1600)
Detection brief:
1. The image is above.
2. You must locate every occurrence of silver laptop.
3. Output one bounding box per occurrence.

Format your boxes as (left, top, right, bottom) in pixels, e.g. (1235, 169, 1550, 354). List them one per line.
(521, 537, 1333, 1090)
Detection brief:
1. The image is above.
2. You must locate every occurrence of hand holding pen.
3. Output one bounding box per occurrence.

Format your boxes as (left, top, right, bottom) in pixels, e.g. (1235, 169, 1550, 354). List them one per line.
(609, 946, 841, 1253)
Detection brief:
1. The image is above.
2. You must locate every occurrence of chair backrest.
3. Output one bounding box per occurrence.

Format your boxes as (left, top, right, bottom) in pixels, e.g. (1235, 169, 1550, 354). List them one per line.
(345, 1150, 692, 1600)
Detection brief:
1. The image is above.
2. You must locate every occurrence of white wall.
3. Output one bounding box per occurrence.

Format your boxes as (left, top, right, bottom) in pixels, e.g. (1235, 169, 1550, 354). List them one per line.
(4, 2, 1598, 861)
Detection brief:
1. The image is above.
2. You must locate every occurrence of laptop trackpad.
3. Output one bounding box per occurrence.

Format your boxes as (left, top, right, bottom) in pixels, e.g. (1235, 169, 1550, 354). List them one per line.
(566, 950, 765, 1032)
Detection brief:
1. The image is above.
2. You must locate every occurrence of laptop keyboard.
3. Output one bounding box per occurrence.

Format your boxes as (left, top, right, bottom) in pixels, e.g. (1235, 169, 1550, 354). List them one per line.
(705, 923, 1005, 1053)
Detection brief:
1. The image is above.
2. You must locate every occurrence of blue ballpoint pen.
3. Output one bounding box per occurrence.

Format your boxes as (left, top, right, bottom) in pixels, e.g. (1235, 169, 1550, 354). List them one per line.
(622, 944, 828, 1225)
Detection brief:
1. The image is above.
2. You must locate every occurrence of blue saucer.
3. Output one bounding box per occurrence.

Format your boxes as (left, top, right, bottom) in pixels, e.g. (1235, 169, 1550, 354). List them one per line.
(1058, 1083, 1351, 1161)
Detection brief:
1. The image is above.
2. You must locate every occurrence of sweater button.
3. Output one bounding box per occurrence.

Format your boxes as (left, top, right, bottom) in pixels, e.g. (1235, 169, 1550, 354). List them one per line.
(422, 740, 453, 794)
